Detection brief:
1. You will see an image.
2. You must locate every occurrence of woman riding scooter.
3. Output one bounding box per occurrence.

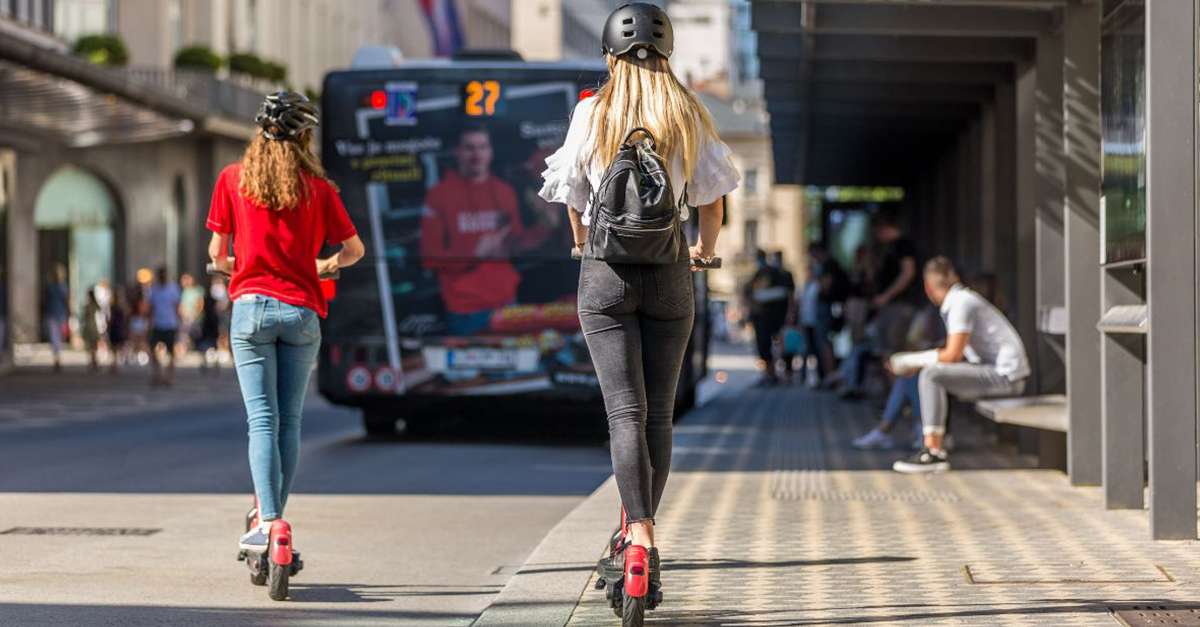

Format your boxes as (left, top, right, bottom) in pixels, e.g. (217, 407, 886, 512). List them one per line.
(207, 92, 365, 560)
(540, 3, 739, 622)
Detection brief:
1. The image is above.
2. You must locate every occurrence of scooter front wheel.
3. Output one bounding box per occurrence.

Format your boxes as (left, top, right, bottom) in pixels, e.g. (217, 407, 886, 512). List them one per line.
(268, 560, 289, 601)
(621, 593, 645, 626)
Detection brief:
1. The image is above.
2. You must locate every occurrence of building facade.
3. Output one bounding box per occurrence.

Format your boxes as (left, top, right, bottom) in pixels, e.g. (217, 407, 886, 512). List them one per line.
(1, 0, 518, 368)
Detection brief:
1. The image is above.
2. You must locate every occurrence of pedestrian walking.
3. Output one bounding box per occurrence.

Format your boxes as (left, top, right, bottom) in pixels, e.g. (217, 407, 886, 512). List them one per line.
(179, 272, 204, 354)
(196, 280, 222, 374)
(80, 288, 101, 372)
(539, 3, 739, 617)
(107, 287, 129, 373)
(207, 91, 363, 553)
(743, 249, 793, 386)
(42, 264, 69, 373)
(147, 267, 181, 386)
(128, 286, 150, 365)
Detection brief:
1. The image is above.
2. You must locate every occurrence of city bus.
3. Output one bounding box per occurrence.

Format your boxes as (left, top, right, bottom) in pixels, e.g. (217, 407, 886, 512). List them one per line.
(318, 55, 713, 436)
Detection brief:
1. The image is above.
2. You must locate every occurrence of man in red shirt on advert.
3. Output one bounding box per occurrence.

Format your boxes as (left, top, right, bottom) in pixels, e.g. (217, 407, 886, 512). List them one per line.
(421, 123, 543, 335)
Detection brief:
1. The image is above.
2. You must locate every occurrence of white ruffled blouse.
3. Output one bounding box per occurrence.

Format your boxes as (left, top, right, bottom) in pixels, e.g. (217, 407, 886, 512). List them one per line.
(538, 97, 741, 226)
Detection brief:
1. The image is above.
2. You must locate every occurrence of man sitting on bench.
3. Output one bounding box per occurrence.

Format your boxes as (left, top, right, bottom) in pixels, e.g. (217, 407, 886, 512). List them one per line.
(891, 257, 1030, 474)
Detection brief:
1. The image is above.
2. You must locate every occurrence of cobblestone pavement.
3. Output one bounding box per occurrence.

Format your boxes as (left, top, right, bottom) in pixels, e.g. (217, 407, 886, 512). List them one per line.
(568, 382, 1200, 626)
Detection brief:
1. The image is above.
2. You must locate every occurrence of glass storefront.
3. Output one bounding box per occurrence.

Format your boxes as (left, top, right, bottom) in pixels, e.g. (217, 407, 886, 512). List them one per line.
(1100, 3, 1147, 264)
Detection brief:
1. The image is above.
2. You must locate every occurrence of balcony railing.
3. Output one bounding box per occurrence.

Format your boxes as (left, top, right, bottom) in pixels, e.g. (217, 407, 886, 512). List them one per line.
(124, 67, 265, 124)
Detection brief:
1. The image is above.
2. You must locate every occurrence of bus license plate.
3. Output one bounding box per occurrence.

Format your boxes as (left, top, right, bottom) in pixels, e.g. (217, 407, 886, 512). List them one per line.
(448, 348, 519, 370)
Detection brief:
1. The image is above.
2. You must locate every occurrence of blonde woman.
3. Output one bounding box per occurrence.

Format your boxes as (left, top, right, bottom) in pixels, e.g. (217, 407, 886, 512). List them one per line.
(540, 2, 739, 614)
(207, 92, 365, 551)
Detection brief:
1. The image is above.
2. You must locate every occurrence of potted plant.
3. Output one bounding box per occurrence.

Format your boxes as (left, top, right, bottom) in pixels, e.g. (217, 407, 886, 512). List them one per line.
(73, 34, 129, 67)
(174, 46, 223, 74)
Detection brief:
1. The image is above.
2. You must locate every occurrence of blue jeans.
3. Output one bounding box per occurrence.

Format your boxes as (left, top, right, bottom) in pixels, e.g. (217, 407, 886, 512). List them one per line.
(882, 374, 921, 434)
(230, 295, 321, 521)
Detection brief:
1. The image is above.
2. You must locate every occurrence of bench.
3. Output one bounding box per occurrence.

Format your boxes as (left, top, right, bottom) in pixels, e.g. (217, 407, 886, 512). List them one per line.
(974, 394, 1067, 470)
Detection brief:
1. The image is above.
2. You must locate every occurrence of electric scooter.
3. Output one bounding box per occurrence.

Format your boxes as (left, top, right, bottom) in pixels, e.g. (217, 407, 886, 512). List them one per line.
(236, 500, 303, 601)
(592, 255, 720, 626)
(593, 508, 660, 626)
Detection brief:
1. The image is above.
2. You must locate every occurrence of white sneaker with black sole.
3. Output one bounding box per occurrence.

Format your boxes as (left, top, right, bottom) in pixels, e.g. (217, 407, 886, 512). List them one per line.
(892, 448, 950, 474)
(239, 526, 270, 551)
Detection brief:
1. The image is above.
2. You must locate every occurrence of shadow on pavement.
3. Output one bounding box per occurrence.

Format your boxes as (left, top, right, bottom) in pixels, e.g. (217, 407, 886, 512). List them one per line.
(517, 555, 916, 576)
(0, 603, 477, 627)
(287, 582, 502, 603)
(644, 599, 1130, 625)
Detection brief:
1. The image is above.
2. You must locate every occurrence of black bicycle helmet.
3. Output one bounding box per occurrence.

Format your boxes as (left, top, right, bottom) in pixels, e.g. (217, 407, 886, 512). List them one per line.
(255, 91, 319, 141)
(602, 3, 673, 59)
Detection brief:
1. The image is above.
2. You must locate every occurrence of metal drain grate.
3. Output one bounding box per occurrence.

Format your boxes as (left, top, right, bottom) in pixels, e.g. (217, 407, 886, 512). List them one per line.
(0, 527, 161, 536)
(1113, 606, 1200, 627)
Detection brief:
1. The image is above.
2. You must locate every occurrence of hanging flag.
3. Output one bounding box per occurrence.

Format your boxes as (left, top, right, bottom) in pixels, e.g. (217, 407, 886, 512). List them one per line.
(418, 0, 465, 57)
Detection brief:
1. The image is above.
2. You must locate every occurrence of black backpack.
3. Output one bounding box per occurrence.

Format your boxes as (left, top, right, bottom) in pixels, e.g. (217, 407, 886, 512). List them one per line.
(585, 128, 686, 264)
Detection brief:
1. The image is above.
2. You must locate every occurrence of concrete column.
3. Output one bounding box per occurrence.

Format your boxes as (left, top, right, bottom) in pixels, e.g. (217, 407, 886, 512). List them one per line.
(1015, 61, 1039, 373)
(962, 120, 983, 276)
(1063, 0, 1103, 486)
(979, 104, 996, 271)
(1102, 269, 1145, 509)
(1035, 31, 1065, 323)
(1035, 30, 1067, 393)
(993, 81, 1018, 312)
(1145, 0, 1197, 540)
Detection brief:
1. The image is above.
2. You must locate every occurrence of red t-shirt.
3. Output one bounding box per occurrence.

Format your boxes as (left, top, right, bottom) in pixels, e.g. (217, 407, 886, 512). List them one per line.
(420, 170, 522, 314)
(206, 164, 357, 318)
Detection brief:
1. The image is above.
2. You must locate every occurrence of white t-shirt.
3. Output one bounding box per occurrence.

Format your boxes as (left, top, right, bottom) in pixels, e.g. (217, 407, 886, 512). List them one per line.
(940, 284, 1030, 380)
(538, 96, 740, 225)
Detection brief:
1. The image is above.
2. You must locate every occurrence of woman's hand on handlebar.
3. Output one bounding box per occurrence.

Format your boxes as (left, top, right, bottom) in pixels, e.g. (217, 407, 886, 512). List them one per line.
(211, 256, 234, 276)
(316, 257, 340, 278)
(689, 245, 716, 272)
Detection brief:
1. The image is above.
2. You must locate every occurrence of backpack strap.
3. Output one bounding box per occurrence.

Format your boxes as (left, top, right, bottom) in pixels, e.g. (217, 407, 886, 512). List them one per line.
(622, 127, 656, 148)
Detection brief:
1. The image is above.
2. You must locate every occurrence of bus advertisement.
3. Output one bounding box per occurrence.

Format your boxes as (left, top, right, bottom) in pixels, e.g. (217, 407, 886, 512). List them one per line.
(318, 60, 709, 435)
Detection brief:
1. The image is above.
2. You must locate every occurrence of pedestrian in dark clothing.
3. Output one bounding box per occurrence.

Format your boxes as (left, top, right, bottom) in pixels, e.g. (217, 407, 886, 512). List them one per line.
(744, 249, 794, 385)
(107, 288, 129, 373)
(42, 264, 69, 373)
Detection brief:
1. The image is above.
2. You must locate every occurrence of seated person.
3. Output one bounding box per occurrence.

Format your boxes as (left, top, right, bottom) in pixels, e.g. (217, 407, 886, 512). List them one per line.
(852, 304, 944, 450)
(891, 257, 1030, 473)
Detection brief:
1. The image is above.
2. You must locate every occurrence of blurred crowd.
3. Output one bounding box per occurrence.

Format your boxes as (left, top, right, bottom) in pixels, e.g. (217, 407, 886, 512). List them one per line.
(40, 264, 231, 384)
(735, 209, 1005, 449)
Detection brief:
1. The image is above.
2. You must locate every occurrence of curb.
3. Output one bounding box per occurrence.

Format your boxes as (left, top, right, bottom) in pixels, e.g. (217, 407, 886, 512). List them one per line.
(473, 477, 619, 627)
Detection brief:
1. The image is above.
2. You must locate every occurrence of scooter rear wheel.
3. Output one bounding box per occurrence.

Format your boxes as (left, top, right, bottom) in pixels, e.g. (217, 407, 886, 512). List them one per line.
(268, 560, 289, 601)
(621, 593, 645, 626)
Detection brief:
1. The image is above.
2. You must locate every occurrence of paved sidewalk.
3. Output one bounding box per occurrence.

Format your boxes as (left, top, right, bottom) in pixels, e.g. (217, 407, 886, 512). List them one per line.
(0, 345, 238, 430)
(485, 353, 1200, 626)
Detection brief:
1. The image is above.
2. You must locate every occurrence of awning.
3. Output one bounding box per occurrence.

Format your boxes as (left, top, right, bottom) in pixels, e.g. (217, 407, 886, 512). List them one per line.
(0, 27, 252, 149)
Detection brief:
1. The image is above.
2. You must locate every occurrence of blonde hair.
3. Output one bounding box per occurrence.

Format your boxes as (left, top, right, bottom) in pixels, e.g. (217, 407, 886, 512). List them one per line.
(238, 130, 332, 210)
(587, 53, 718, 180)
(924, 256, 961, 290)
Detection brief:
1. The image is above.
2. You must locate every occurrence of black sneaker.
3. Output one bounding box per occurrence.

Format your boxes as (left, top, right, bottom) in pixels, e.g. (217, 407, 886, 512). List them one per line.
(893, 448, 950, 474)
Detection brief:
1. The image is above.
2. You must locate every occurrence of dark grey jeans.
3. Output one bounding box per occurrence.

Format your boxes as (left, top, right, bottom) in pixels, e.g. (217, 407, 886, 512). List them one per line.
(578, 258, 694, 523)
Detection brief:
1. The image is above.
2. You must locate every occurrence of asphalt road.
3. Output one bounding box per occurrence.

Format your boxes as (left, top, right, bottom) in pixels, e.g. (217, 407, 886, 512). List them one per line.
(0, 386, 614, 626)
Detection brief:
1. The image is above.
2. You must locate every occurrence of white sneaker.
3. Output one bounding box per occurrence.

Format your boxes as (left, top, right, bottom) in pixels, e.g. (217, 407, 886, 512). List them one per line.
(852, 428, 896, 450)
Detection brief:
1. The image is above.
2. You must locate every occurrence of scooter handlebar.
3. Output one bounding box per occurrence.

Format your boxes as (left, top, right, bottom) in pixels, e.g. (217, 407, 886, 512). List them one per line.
(206, 260, 339, 280)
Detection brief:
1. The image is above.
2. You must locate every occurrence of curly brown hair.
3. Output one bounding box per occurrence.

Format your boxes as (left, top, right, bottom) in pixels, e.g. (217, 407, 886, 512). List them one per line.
(238, 130, 333, 210)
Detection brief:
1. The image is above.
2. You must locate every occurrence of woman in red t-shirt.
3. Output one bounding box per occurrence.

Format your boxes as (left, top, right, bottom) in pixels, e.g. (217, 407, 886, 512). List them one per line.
(207, 92, 365, 552)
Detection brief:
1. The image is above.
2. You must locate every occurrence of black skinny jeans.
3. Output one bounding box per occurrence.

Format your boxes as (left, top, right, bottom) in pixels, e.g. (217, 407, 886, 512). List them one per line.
(578, 258, 694, 523)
